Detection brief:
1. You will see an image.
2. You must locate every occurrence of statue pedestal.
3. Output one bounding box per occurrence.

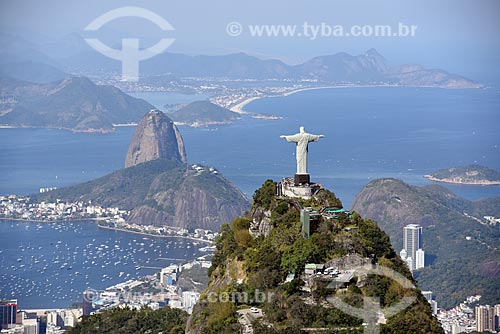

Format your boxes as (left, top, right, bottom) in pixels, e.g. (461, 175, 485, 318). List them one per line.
(294, 173, 310, 185)
(278, 177, 323, 199)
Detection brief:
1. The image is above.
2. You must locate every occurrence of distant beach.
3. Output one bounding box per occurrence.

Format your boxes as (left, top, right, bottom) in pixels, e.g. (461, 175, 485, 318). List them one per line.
(113, 123, 138, 127)
(228, 84, 401, 114)
(229, 97, 261, 114)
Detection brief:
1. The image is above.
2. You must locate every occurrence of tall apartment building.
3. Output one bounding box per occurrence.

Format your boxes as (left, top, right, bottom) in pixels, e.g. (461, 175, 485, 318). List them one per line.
(0, 299, 17, 329)
(402, 224, 424, 271)
(475, 305, 495, 332)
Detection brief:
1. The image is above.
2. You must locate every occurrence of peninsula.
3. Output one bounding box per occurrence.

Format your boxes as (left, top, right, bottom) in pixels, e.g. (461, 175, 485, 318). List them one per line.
(424, 165, 500, 185)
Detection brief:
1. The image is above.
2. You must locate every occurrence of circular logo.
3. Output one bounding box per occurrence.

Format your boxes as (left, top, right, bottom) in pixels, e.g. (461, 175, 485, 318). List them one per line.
(226, 21, 243, 37)
(83, 288, 99, 303)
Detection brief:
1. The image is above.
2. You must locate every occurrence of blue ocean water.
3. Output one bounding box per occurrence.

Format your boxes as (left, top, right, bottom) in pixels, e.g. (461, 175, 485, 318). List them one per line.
(1, 87, 499, 206)
(0, 220, 201, 309)
(1, 87, 499, 308)
(181, 87, 500, 206)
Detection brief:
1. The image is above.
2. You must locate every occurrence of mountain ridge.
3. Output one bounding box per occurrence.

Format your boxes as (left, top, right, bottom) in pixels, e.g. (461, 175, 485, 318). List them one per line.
(59, 48, 480, 88)
(0, 31, 477, 88)
(0, 76, 154, 132)
(350, 178, 500, 308)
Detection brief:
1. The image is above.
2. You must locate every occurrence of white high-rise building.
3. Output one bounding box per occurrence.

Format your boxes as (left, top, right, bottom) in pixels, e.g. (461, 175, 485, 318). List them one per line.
(403, 224, 424, 271)
(182, 291, 200, 314)
(476, 305, 495, 332)
(415, 248, 425, 270)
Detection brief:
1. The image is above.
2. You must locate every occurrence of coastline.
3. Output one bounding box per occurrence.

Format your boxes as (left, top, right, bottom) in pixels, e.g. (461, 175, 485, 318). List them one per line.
(112, 123, 138, 127)
(173, 120, 234, 128)
(229, 96, 261, 114)
(0, 217, 103, 223)
(97, 224, 213, 243)
(228, 84, 403, 114)
(0, 125, 114, 133)
(0, 218, 214, 243)
(424, 175, 500, 186)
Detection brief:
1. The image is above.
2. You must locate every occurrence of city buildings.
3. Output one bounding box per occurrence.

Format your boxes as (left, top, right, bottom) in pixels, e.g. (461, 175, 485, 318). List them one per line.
(438, 295, 480, 334)
(0, 299, 17, 330)
(401, 224, 425, 271)
(475, 305, 496, 332)
(18, 311, 40, 334)
(422, 291, 438, 315)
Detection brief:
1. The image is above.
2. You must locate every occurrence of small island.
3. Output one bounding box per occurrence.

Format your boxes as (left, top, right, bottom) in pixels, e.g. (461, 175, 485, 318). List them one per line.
(424, 165, 500, 185)
(167, 100, 241, 127)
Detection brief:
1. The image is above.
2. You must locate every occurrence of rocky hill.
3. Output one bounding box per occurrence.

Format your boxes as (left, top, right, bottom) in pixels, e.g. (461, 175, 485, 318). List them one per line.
(125, 110, 186, 167)
(186, 180, 443, 334)
(0, 76, 153, 132)
(351, 178, 500, 308)
(424, 165, 500, 185)
(293, 48, 389, 82)
(36, 111, 248, 230)
(167, 100, 241, 127)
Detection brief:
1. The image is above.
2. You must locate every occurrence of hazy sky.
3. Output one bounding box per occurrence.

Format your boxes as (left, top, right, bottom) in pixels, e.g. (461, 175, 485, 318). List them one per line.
(1, 0, 499, 81)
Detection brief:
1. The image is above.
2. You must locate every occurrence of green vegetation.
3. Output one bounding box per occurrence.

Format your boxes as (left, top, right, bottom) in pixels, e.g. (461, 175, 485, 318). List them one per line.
(34, 158, 249, 231)
(351, 178, 500, 308)
(34, 159, 183, 210)
(252, 179, 277, 210)
(66, 306, 188, 334)
(167, 100, 240, 126)
(188, 180, 443, 334)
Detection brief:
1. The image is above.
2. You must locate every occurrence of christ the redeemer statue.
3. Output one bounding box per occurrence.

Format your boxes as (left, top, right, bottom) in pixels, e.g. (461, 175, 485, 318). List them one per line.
(280, 126, 324, 185)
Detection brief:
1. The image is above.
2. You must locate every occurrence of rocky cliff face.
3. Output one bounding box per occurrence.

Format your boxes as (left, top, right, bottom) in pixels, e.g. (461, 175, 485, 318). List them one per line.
(125, 163, 249, 230)
(125, 110, 187, 168)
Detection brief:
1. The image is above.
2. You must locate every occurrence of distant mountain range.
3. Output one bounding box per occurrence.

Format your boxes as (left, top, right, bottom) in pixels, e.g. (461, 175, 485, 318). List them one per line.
(60, 48, 481, 88)
(351, 178, 500, 308)
(0, 32, 483, 132)
(0, 31, 482, 88)
(0, 76, 153, 132)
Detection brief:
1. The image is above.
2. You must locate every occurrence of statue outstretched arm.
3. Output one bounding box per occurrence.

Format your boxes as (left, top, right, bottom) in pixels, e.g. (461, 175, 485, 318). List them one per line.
(280, 134, 301, 142)
(307, 134, 325, 142)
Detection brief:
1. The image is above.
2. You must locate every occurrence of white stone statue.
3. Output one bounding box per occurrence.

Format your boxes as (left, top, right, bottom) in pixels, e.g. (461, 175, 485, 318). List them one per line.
(280, 126, 324, 175)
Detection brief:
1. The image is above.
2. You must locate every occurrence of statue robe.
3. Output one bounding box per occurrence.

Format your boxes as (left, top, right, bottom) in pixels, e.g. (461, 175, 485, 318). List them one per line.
(282, 132, 321, 174)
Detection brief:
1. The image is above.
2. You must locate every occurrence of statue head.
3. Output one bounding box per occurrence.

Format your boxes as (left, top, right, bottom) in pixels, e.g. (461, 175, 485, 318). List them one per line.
(299, 126, 305, 134)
